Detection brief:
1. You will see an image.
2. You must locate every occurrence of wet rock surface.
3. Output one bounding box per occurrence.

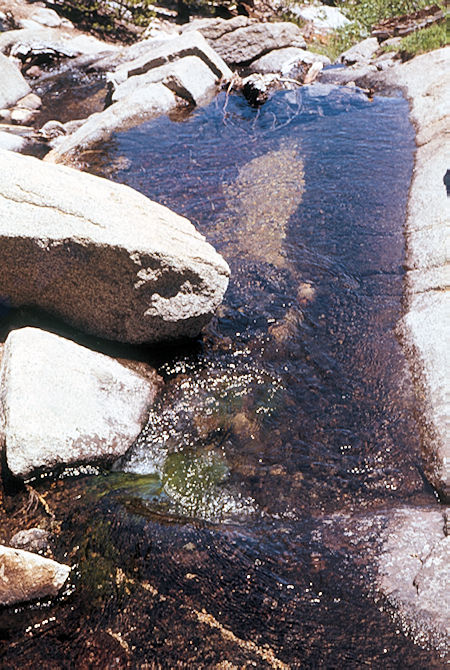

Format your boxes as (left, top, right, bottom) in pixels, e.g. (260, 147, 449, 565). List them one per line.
(47, 81, 177, 160)
(0, 544, 70, 606)
(320, 505, 450, 657)
(373, 48, 450, 501)
(0, 149, 230, 343)
(0, 327, 159, 479)
(9, 528, 52, 555)
(376, 507, 449, 653)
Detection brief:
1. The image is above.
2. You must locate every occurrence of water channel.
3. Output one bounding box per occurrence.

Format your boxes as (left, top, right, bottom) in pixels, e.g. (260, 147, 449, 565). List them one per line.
(1, 83, 444, 667)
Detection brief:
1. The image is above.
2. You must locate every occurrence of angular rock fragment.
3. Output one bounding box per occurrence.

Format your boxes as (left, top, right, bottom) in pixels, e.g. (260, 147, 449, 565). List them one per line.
(0, 52, 30, 108)
(340, 37, 380, 65)
(0, 545, 70, 606)
(111, 56, 219, 106)
(109, 31, 233, 87)
(0, 150, 230, 343)
(0, 327, 160, 479)
(203, 21, 307, 66)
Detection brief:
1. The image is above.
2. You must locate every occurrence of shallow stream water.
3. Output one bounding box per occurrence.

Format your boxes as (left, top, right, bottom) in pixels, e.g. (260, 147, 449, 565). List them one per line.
(1, 84, 445, 668)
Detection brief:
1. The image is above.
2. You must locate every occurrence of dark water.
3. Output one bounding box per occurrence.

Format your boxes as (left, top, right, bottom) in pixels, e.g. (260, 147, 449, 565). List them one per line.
(1, 86, 444, 668)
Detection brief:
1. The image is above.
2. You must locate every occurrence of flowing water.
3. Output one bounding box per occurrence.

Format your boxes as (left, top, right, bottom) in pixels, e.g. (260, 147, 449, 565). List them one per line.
(0, 84, 445, 668)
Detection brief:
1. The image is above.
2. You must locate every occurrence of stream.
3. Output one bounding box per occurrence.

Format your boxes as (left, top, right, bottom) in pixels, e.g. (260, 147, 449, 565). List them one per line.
(1, 83, 445, 668)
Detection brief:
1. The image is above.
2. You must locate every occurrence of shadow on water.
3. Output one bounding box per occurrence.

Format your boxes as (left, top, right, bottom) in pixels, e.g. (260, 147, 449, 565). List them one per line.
(0, 86, 445, 667)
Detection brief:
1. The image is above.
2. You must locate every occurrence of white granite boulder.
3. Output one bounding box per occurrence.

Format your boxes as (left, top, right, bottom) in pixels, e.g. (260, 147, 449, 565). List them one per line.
(0, 328, 160, 479)
(0, 150, 230, 344)
(111, 55, 219, 106)
(383, 49, 450, 500)
(188, 19, 307, 66)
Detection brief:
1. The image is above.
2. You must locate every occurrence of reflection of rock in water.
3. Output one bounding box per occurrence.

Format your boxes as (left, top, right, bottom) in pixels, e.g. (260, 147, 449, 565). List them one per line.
(224, 143, 305, 268)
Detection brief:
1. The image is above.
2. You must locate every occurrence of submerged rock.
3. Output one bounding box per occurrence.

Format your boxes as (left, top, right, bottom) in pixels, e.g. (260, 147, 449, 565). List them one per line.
(0, 150, 230, 343)
(224, 142, 305, 268)
(0, 545, 70, 606)
(0, 327, 159, 479)
(9, 528, 52, 555)
(0, 52, 30, 108)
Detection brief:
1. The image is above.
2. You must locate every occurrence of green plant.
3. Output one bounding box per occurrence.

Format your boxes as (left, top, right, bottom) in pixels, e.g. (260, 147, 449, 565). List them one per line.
(383, 19, 449, 56)
(308, 0, 447, 61)
(337, 0, 433, 33)
(50, 0, 156, 37)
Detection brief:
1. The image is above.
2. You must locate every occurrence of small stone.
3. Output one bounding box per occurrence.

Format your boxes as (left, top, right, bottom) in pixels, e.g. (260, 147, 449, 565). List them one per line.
(303, 61, 323, 85)
(10, 107, 36, 125)
(9, 529, 52, 555)
(16, 92, 42, 110)
(0, 545, 70, 606)
(25, 65, 43, 78)
(340, 37, 380, 65)
(38, 119, 66, 140)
